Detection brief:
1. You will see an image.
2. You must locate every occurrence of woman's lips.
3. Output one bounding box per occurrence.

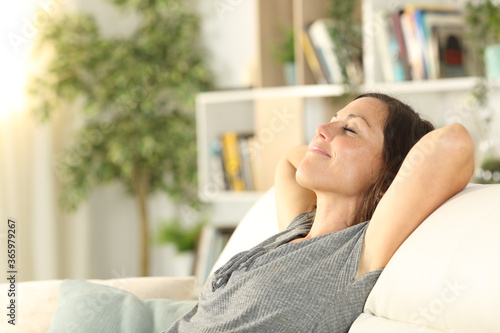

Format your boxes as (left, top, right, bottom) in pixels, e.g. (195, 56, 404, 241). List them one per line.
(309, 145, 332, 158)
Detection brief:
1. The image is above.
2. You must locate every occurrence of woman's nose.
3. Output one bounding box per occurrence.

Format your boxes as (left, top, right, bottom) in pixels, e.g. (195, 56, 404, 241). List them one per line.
(316, 123, 336, 142)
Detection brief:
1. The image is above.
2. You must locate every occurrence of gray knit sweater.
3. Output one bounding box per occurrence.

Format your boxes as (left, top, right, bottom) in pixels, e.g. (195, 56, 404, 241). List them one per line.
(165, 212, 382, 333)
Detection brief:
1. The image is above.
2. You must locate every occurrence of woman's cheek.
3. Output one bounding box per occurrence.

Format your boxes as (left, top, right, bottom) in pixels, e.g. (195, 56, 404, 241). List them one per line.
(295, 162, 308, 187)
(295, 159, 322, 189)
(296, 160, 332, 192)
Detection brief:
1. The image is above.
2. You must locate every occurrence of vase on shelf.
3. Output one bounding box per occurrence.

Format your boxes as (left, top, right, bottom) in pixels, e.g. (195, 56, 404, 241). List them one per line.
(474, 134, 500, 184)
(475, 150, 500, 184)
(283, 62, 296, 86)
(485, 44, 500, 81)
(151, 244, 195, 277)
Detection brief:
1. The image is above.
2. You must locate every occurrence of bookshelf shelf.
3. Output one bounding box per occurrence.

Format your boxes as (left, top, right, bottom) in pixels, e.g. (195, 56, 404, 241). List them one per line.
(365, 77, 500, 94)
(198, 76, 495, 104)
(197, 84, 346, 103)
(201, 191, 265, 204)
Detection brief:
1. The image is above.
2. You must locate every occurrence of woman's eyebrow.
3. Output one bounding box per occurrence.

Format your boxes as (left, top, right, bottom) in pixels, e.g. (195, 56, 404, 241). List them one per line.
(332, 113, 371, 128)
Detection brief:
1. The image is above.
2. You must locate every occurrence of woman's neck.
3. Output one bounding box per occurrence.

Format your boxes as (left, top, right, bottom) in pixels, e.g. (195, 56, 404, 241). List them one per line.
(307, 193, 362, 238)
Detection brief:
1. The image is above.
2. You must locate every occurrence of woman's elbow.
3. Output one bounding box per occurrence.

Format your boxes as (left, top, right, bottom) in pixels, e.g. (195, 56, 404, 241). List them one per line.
(440, 123, 475, 185)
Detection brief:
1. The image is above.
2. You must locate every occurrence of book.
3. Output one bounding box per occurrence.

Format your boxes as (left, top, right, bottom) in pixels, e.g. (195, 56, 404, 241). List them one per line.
(209, 139, 228, 193)
(402, 4, 462, 80)
(238, 134, 254, 191)
(215, 132, 259, 192)
(306, 19, 343, 84)
(301, 28, 329, 84)
(401, 11, 426, 80)
(424, 12, 466, 78)
(433, 25, 467, 78)
(391, 11, 412, 80)
(411, 9, 430, 79)
(246, 136, 261, 191)
(391, 10, 412, 80)
(375, 9, 406, 82)
(221, 132, 246, 191)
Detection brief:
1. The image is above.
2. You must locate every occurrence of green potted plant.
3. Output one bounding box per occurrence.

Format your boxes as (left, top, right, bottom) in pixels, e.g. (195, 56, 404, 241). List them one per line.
(155, 218, 205, 254)
(28, 0, 213, 276)
(272, 25, 296, 85)
(466, 0, 500, 81)
(328, 0, 363, 86)
(476, 156, 500, 184)
(465, 0, 500, 176)
(153, 217, 205, 276)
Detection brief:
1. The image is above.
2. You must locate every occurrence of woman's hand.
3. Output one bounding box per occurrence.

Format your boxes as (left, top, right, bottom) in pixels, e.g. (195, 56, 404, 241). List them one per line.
(274, 145, 317, 231)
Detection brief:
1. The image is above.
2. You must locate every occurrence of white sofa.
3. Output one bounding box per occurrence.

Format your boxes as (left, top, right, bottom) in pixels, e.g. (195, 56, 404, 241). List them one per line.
(214, 183, 500, 332)
(1, 184, 499, 332)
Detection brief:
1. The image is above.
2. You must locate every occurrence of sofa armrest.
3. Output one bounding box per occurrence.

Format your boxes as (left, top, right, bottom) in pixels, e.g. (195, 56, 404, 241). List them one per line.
(0, 276, 196, 333)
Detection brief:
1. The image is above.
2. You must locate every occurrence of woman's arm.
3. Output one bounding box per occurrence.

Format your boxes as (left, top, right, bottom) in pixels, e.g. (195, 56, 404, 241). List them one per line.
(274, 145, 317, 231)
(359, 123, 475, 277)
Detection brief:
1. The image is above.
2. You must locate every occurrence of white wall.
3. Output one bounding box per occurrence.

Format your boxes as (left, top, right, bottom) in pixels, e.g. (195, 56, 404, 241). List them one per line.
(75, 0, 257, 88)
(197, 0, 257, 89)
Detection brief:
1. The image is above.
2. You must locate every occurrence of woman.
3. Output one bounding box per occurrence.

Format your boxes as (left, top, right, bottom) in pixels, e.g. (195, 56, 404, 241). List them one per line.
(165, 93, 474, 332)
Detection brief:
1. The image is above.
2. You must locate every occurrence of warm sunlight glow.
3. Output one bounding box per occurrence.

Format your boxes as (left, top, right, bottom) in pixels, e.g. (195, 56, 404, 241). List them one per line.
(0, 1, 36, 119)
(0, 63, 27, 119)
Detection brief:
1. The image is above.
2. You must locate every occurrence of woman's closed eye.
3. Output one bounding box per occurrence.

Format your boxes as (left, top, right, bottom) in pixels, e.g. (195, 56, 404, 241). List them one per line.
(343, 126, 357, 134)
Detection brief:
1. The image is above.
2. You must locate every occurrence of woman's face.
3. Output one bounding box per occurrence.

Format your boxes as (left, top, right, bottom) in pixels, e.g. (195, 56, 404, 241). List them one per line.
(296, 97, 388, 198)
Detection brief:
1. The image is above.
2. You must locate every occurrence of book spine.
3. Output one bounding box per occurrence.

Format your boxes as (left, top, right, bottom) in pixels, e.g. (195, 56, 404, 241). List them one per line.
(375, 10, 396, 82)
(209, 139, 228, 193)
(221, 132, 245, 191)
(401, 12, 425, 80)
(246, 136, 261, 191)
(307, 19, 343, 84)
(412, 10, 430, 79)
(392, 11, 412, 80)
(301, 28, 328, 84)
(423, 11, 466, 79)
(238, 136, 254, 191)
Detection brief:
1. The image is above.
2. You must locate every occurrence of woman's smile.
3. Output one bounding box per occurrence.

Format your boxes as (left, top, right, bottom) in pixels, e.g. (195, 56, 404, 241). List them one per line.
(308, 145, 332, 158)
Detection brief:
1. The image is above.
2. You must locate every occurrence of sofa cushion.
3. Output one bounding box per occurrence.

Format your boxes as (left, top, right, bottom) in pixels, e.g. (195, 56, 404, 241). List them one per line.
(0, 276, 195, 333)
(47, 280, 196, 333)
(349, 184, 500, 332)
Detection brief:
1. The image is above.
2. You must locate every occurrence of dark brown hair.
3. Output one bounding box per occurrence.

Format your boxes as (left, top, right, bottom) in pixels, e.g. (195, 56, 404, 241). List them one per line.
(350, 92, 435, 225)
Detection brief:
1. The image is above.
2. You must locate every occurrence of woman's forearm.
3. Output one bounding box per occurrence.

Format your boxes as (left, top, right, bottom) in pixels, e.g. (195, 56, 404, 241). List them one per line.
(275, 145, 317, 231)
(395, 123, 474, 190)
(364, 123, 475, 272)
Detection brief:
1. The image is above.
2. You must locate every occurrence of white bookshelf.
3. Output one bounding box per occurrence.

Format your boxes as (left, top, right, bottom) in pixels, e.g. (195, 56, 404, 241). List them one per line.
(196, 0, 500, 226)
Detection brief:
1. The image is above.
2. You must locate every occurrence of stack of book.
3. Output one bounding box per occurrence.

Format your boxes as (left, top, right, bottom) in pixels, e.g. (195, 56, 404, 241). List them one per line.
(301, 18, 363, 85)
(210, 131, 260, 192)
(374, 3, 469, 82)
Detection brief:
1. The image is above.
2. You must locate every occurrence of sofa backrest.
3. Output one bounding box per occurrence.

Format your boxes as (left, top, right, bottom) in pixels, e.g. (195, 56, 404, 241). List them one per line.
(349, 184, 500, 333)
(210, 188, 279, 275)
(211, 184, 500, 332)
